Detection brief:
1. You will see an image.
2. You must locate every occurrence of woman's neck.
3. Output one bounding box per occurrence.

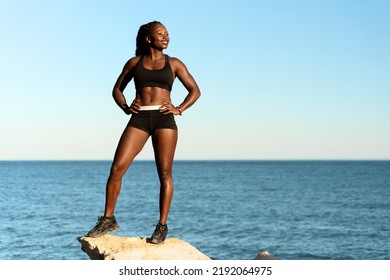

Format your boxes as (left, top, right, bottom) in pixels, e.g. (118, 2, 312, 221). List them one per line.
(148, 48, 164, 61)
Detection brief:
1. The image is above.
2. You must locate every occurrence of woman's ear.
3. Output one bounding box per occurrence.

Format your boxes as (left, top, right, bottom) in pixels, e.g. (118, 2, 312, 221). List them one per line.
(145, 36, 151, 43)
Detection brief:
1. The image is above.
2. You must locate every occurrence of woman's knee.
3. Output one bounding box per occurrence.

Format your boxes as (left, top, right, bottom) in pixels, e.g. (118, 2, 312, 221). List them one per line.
(158, 168, 173, 183)
(109, 162, 128, 180)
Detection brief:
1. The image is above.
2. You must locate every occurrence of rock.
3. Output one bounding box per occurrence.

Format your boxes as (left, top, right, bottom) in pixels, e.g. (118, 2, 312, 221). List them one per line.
(77, 235, 211, 260)
(254, 251, 277, 260)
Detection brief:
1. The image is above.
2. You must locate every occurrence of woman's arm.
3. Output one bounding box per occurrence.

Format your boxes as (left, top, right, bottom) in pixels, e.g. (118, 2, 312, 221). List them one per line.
(112, 57, 141, 114)
(169, 57, 201, 114)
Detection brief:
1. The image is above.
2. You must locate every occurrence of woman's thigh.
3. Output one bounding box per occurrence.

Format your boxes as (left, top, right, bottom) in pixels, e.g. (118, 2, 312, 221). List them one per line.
(111, 127, 150, 176)
(151, 129, 178, 176)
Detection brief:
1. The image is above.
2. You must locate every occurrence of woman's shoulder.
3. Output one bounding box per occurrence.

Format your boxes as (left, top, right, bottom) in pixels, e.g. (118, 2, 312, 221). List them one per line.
(167, 55, 187, 70)
(128, 55, 143, 65)
(122, 56, 142, 71)
(166, 55, 181, 63)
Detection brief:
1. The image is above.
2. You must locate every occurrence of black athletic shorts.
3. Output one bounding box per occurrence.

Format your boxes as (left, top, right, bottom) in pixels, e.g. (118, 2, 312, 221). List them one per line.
(127, 110, 177, 135)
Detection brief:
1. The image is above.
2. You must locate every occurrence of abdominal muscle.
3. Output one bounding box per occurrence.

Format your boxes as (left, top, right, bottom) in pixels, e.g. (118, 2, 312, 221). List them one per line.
(136, 87, 171, 106)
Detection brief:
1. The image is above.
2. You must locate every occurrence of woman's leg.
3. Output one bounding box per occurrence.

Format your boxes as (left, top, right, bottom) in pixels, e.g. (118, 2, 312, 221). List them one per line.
(151, 128, 178, 224)
(104, 126, 149, 217)
(87, 126, 149, 237)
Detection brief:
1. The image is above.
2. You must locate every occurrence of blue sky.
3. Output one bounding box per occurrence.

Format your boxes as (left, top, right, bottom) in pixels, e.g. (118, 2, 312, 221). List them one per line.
(1, 0, 389, 160)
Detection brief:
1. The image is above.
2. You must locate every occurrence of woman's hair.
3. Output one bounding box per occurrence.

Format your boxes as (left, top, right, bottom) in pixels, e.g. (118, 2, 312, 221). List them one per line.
(135, 21, 162, 56)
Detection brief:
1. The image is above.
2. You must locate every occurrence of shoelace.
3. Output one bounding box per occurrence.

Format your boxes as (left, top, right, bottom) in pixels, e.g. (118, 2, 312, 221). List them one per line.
(95, 216, 112, 226)
(154, 224, 166, 235)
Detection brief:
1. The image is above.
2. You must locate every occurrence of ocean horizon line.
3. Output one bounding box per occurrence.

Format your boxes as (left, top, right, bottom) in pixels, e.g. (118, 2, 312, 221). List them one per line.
(1, 159, 389, 162)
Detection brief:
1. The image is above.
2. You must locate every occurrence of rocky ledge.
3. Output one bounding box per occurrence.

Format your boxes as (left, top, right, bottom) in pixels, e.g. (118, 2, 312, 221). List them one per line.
(77, 235, 276, 260)
(77, 235, 211, 260)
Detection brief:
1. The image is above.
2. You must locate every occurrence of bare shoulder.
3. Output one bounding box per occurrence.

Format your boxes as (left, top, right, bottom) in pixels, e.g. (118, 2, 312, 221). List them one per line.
(122, 56, 142, 72)
(168, 56, 188, 72)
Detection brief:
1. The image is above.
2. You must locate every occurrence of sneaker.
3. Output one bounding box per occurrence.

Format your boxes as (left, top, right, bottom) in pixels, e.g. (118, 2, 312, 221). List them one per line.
(87, 216, 119, 237)
(148, 223, 168, 244)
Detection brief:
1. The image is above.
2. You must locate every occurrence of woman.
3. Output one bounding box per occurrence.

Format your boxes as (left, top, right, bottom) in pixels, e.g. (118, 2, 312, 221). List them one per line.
(87, 21, 201, 244)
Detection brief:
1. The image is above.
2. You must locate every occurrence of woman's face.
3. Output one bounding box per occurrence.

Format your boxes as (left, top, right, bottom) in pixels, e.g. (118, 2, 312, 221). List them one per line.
(148, 24, 170, 50)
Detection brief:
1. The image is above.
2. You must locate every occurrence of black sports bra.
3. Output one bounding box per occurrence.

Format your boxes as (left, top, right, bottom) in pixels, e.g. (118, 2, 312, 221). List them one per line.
(133, 55, 174, 91)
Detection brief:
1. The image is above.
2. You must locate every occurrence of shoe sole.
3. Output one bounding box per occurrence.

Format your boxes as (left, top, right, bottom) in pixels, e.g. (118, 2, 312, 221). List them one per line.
(147, 237, 166, 245)
(87, 224, 120, 238)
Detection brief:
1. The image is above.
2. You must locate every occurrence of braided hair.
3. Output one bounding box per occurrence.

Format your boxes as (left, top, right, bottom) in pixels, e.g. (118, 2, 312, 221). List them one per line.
(135, 21, 162, 56)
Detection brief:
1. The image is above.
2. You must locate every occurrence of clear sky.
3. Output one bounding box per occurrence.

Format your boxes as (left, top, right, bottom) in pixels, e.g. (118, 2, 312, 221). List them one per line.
(1, 0, 389, 160)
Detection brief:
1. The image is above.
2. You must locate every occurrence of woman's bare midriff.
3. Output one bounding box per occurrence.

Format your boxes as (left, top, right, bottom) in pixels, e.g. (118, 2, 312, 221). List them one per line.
(136, 87, 172, 106)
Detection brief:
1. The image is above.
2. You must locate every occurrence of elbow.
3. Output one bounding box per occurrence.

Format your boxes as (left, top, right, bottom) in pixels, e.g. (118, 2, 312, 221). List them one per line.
(194, 87, 201, 100)
(112, 88, 120, 99)
(196, 91, 201, 101)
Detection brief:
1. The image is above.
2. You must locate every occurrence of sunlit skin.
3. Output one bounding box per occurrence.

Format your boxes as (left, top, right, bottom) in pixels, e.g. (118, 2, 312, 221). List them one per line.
(104, 23, 201, 226)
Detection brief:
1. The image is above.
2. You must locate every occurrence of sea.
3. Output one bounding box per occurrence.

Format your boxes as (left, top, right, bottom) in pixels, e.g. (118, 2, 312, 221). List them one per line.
(0, 160, 389, 260)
